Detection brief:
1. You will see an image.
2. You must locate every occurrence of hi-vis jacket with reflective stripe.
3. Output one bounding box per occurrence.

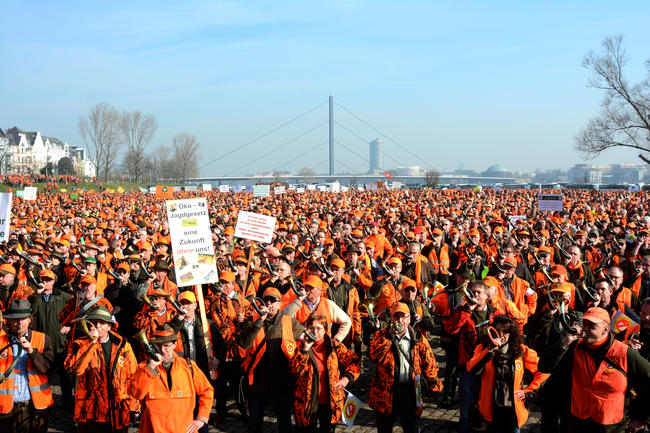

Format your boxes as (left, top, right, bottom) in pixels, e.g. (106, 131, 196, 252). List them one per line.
(0, 330, 54, 414)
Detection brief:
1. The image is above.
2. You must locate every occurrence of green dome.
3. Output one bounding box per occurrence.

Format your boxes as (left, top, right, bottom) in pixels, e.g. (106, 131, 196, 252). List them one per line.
(486, 164, 508, 173)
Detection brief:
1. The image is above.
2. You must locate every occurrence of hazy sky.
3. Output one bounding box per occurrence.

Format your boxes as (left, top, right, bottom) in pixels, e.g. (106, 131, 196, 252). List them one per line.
(2, 1, 649, 177)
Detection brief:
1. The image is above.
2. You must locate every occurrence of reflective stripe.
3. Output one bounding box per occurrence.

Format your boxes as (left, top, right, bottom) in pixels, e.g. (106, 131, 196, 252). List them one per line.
(29, 383, 49, 393)
(0, 388, 13, 395)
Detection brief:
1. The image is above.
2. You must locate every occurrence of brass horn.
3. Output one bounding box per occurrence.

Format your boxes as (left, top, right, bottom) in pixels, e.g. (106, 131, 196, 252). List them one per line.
(72, 315, 94, 340)
(134, 329, 162, 361)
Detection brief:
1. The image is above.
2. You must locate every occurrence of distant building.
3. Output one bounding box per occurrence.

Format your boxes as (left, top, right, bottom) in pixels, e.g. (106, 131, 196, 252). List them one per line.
(482, 163, 512, 178)
(395, 166, 420, 176)
(369, 139, 383, 173)
(568, 163, 647, 184)
(0, 127, 95, 177)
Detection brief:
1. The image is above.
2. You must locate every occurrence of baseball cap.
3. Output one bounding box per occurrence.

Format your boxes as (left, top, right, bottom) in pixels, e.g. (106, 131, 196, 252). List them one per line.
(582, 307, 610, 324)
(390, 302, 410, 316)
(179, 291, 197, 303)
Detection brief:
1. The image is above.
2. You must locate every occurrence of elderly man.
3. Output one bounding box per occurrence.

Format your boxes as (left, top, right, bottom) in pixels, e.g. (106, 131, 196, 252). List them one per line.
(129, 327, 214, 433)
(0, 299, 54, 433)
(539, 307, 650, 433)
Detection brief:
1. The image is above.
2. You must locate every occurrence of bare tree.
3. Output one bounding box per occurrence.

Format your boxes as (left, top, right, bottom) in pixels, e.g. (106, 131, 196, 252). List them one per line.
(120, 110, 158, 182)
(172, 134, 200, 182)
(424, 169, 440, 187)
(298, 167, 316, 184)
(575, 35, 650, 164)
(78, 102, 121, 181)
(0, 144, 12, 175)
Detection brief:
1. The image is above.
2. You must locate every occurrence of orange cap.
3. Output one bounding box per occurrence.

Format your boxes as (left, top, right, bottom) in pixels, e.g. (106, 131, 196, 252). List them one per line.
(116, 263, 130, 273)
(179, 291, 197, 303)
(39, 269, 56, 280)
(304, 275, 322, 288)
(219, 271, 236, 283)
(329, 258, 345, 269)
(390, 302, 410, 316)
(262, 287, 282, 301)
(387, 257, 402, 267)
(583, 307, 610, 324)
(79, 275, 97, 285)
(0, 264, 16, 275)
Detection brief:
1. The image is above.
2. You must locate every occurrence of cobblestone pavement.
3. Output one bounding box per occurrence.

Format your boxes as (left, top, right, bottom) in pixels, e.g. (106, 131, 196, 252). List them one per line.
(48, 334, 542, 433)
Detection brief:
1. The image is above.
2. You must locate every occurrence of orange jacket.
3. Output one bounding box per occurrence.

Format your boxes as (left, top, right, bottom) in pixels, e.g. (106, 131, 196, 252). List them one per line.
(65, 332, 138, 429)
(289, 337, 361, 426)
(467, 344, 549, 427)
(129, 356, 214, 433)
(368, 327, 442, 416)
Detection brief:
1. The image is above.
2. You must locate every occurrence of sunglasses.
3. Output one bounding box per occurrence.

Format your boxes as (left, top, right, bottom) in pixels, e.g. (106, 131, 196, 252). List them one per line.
(263, 296, 279, 303)
(404, 287, 417, 293)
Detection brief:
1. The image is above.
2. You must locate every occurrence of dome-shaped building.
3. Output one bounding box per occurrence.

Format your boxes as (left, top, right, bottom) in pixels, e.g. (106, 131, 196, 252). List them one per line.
(483, 164, 512, 177)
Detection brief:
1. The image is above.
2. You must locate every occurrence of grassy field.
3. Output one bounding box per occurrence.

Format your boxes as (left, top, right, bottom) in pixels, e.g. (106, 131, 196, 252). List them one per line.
(0, 181, 150, 193)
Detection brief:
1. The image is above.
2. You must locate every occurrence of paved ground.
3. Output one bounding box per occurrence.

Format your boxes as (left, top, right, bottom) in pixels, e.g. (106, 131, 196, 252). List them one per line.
(47, 334, 542, 433)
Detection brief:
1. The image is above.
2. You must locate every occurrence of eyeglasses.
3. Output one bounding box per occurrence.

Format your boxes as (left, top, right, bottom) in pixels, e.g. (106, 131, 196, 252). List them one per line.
(263, 296, 279, 303)
(116, 270, 128, 274)
(307, 326, 325, 332)
(404, 287, 417, 293)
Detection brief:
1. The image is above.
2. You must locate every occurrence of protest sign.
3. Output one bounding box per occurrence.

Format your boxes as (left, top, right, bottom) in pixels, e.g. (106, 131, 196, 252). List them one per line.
(538, 193, 563, 212)
(274, 186, 286, 195)
(0, 193, 12, 243)
(166, 198, 218, 287)
(202, 184, 212, 191)
(156, 185, 174, 199)
(253, 185, 270, 197)
(219, 185, 230, 193)
(234, 211, 276, 243)
(23, 187, 37, 201)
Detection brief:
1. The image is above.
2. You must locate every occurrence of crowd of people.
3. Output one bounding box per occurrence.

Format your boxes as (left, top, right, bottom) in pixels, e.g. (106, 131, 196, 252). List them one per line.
(0, 187, 649, 433)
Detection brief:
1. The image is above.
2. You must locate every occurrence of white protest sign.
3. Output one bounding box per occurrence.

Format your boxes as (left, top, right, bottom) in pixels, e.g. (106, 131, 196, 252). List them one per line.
(201, 183, 212, 191)
(538, 193, 564, 212)
(0, 193, 11, 243)
(296, 187, 305, 194)
(219, 185, 230, 193)
(508, 215, 527, 231)
(253, 185, 270, 197)
(365, 183, 377, 191)
(166, 198, 218, 287)
(391, 182, 402, 189)
(307, 184, 316, 191)
(330, 182, 340, 193)
(23, 187, 37, 201)
(274, 186, 286, 195)
(234, 211, 277, 244)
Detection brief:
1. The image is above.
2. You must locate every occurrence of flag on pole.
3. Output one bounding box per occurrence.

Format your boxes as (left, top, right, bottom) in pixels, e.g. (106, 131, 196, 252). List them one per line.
(384, 170, 391, 179)
(342, 391, 362, 427)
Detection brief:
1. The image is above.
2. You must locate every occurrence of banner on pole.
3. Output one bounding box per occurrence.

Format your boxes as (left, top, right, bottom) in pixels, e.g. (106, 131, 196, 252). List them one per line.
(0, 193, 12, 243)
(234, 211, 276, 243)
(167, 198, 218, 287)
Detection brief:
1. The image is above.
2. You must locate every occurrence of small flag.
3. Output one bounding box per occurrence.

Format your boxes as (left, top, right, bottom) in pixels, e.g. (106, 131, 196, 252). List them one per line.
(342, 391, 362, 427)
(611, 310, 637, 334)
(384, 170, 391, 179)
(71, 194, 79, 200)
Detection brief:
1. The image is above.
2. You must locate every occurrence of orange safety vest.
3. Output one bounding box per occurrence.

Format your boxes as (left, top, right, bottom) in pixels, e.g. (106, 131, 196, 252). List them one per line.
(615, 288, 632, 314)
(631, 276, 643, 298)
(295, 298, 334, 333)
(242, 315, 296, 386)
(571, 339, 628, 425)
(428, 244, 450, 275)
(0, 331, 54, 414)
